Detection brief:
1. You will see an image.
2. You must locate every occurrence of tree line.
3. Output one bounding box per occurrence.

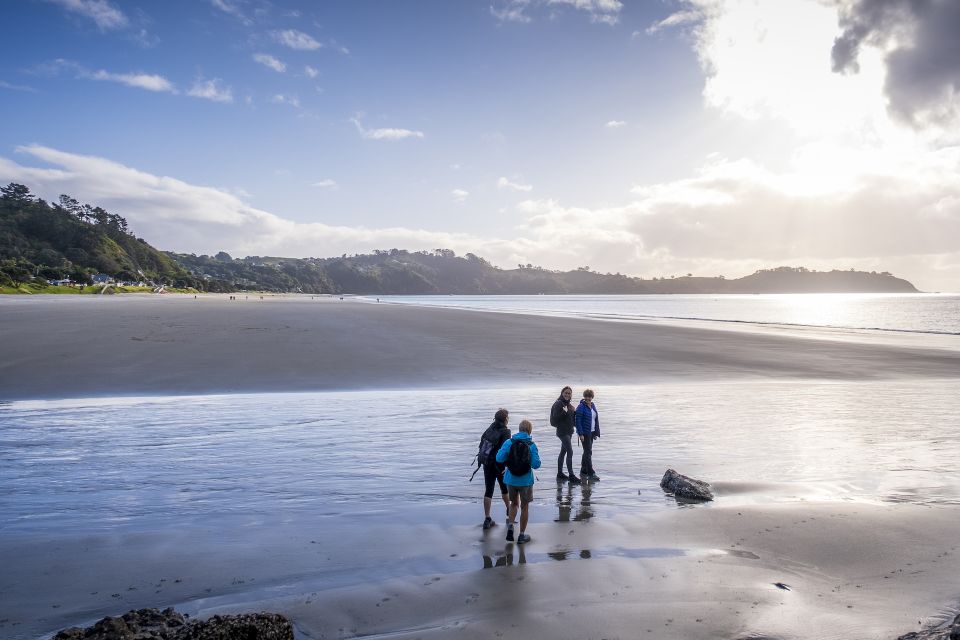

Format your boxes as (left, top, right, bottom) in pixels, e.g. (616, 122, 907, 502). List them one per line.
(1, 183, 919, 294)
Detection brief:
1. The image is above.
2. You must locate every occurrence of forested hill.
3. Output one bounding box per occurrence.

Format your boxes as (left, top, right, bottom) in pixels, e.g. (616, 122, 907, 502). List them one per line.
(174, 250, 918, 295)
(1, 182, 919, 294)
(0, 183, 201, 288)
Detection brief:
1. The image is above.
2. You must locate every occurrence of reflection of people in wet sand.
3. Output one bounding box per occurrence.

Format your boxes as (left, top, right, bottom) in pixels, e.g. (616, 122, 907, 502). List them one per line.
(575, 389, 601, 481)
(550, 386, 581, 484)
(555, 481, 572, 522)
(496, 419, 541, 544)
(482, 544, 526, 568)
(574, 480, 593, 522)
(556, 474, 593, 522)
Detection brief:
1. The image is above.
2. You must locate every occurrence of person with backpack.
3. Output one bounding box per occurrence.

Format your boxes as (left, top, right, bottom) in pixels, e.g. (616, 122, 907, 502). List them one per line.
(478, 408, 512, 530)
(550, 386, 580, 484)
(495, 419, 541, 544)
(575, 389, 601, 481)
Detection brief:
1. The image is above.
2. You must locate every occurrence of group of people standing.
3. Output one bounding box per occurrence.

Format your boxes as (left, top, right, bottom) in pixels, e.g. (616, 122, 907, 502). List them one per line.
(476, 387, 601, 545)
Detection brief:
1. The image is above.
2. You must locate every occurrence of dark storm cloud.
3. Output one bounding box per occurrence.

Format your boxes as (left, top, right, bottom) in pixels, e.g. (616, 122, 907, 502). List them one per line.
(832, 0, 960, 127)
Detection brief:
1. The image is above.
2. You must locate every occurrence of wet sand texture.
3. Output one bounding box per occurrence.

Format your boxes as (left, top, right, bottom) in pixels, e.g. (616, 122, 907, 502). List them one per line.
(3, 295, 960, 639)
(1, 294, 959, 400)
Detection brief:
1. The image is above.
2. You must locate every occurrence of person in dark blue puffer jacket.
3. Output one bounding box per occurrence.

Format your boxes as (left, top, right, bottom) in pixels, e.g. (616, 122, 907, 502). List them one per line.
(574, 389, 600, 481)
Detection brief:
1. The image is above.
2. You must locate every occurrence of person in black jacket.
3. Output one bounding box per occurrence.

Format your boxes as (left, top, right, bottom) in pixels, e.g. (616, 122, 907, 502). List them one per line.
(480, 408, 513, 530)
(550, 386, 581, 484)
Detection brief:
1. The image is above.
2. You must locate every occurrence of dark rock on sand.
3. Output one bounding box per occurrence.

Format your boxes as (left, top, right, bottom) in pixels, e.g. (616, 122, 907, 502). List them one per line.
(53, 608, 292, 640)
(896, 613, 960, 640)
(180, 613, 292, 640)
(660, 468, 714, 501)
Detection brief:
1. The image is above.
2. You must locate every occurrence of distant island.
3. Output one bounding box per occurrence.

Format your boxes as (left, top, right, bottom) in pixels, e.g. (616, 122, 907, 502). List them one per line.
(0, 183, 919, 295)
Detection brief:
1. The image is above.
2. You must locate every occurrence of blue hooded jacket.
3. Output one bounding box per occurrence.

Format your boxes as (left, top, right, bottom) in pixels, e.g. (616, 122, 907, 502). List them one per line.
(575, 399, 600, 437)
(495, 432, 541, 487)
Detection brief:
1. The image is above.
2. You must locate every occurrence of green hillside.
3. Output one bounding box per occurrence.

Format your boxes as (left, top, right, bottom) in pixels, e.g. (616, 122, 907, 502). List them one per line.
(1, 182, 919, 295)
(0, 183, 203, 291)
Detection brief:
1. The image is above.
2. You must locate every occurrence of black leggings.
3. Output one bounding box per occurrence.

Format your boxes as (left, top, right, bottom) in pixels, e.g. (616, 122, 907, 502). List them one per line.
(580, 434, 595, 475)
(483, 463, 507, 499)
(556, 433, 574, 474)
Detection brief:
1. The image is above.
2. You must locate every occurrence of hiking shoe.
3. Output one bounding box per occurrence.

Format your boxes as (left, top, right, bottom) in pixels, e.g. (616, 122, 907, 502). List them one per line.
(556, 472, 569, 481)
(589, 473, 601, 481)
(506, 524, 515, 542)
(568, 474, 582, 484)
(483, 516, 495, 530)
(517, 533, 531, 544)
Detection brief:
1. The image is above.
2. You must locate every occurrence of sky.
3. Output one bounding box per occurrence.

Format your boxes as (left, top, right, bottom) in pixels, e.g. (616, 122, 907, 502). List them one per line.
(1, 0, 959, 291)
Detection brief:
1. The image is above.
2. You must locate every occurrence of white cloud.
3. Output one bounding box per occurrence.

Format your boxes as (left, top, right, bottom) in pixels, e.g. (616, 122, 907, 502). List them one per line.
(2, 145, 959, 290)
(605, 120, 627, 128)
(271, 94, 300, 108)
(0, 145, 495, 261)
(490, 3, 532, 23)
(497, 177, 533, 192)
(491, 0, 621, 24)
(88, 69, 176, 93)
(546, 0, 622, 25)
(451, 189, 470, 203)
(0, 81, 38, 93)
(645, 9, 702, 35)
(350, 118, 424, 141)
(187, 78, 233, 103)
(210, 0, 252, 26)
(45, 0, 128, 30)
(253, 53, 286, 73)
(311, 179, 338, 190)
(272, 29, 322, 51)
(304, 65, 319, 78)
(678, 0, 891, 140)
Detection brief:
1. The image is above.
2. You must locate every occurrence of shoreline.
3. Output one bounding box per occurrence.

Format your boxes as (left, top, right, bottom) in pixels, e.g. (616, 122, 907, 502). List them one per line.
(2, 294, 960, 401)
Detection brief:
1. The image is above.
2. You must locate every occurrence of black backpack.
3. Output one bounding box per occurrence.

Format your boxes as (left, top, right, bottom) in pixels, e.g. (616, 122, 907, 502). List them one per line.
(505, 438, 532, 476)
(477, 425, 500, 466)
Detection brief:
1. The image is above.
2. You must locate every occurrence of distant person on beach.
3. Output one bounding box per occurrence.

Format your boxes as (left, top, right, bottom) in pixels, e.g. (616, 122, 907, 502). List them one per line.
(478, 409, 512, 530)
(550, 386, 580, 484)
(496, 419, 541, 544)
(575, 389, 600, 481)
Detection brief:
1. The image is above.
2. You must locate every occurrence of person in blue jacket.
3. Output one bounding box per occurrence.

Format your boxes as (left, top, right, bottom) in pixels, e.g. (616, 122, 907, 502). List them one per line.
(575, 389, 600, 481)
(495, 419, 541, 544)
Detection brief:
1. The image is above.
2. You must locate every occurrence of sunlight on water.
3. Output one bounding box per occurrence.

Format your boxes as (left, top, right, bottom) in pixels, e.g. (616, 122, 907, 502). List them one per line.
(373, 293, 960, 338)
(2, 380, 958, 535)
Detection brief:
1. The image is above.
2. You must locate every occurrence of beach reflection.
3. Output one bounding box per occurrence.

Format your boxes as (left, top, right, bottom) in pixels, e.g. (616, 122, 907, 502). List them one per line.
(482, 544, 526, 568)
(555, 479, 594, 522)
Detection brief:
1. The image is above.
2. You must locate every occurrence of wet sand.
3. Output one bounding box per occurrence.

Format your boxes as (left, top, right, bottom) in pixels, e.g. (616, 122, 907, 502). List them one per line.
(1, 294, 959, 401)
(2, 294, 960, 639)
(3, 501, 959, 639)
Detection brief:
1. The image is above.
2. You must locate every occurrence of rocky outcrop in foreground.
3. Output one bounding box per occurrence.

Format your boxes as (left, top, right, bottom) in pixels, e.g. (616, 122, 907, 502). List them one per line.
(53, 608, 292, 640)
(897, 613, 960, 640)
(660, 469, 714, 501)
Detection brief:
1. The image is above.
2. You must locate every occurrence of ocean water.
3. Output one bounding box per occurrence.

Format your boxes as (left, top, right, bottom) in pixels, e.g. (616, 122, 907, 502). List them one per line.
(3, 380, 959, 538)
(372, 293, 960, 337)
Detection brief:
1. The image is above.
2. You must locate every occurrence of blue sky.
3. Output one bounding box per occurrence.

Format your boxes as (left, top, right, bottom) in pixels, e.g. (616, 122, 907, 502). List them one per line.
(2, 0, 959, 291)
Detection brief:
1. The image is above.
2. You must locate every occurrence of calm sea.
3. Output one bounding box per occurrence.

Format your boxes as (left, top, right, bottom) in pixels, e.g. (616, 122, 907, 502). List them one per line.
(372, 293, 960, 337)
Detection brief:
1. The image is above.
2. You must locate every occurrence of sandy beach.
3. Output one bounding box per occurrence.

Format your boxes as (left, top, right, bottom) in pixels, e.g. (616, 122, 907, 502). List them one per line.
(1, 294, 959, 401)
(2, 294, 960, 640)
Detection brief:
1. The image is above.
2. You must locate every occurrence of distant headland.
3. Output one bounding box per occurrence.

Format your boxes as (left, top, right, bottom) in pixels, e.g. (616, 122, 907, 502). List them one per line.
(1, 183, 918, 295)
